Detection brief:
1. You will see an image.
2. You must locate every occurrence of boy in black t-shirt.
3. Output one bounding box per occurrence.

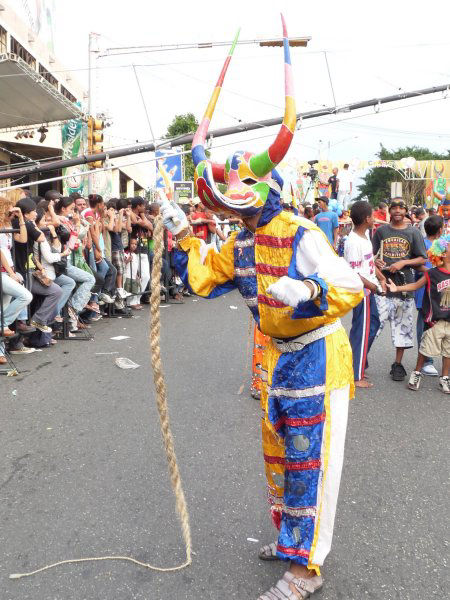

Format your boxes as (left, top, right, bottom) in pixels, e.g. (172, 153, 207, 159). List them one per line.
(372, 199, 427, 381)
(387, 234, 450, 394)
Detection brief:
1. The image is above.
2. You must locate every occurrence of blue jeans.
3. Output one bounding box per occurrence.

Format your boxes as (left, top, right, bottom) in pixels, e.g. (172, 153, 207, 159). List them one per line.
(416, 308, 433, 366)
(54, 274, 76, 314)
(88, 253, 116, 296)
(65, 263, 95, 313)
(1, 273, 33, 327)
(1, 273, 33, 357)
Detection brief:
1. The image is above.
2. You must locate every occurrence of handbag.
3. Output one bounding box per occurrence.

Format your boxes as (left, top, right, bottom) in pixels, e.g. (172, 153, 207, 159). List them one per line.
(53, 256, 67, 276)
(32, 269, 52, 287)
(124, 277, 141, 295)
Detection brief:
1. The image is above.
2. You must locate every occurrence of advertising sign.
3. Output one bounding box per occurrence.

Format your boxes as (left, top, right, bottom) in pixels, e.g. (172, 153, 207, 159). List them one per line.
(155, 149, 182, 188)
(173, 181, 193, 204)
(15, 0, 56, 52)
(61, 117, 88, 196)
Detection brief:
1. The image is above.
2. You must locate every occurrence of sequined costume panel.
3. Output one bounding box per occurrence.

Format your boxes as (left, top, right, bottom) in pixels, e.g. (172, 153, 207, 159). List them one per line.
(261, 327, 352, 572)
(251, 325, 270, 400)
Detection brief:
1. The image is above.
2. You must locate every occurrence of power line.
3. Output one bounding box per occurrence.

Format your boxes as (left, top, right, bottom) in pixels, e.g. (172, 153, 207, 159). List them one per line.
(0, 83, 448, 182)
(0, 36, 446, 80)
(2, 93, 448, 177)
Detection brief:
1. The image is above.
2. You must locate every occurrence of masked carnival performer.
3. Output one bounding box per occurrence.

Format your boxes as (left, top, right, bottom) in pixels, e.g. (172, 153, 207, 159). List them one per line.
(169, 17, 363, 599)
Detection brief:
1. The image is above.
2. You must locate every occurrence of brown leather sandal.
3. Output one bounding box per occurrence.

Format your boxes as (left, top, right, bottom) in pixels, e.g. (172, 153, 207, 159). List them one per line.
(258, 571, 323, 599)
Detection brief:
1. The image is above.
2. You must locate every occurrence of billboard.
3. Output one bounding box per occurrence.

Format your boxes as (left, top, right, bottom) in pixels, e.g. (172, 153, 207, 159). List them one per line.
(61, 116, 88, 196)
(14, 0, 56, 53)
(155, 149, 182, 188)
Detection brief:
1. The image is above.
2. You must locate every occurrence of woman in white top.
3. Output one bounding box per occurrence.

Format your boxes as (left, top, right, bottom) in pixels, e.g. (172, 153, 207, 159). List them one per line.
(0, 196, 33, 362)
(53, 197, 95, 319)
(34, 209, 75, 317)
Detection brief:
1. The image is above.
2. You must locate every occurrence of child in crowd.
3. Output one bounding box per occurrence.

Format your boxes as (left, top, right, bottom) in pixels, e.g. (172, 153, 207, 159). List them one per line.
(344, 201, 385, 388)
(414, 215, 443, 376)
(124, 237, 142, 310)
(386, 234, 450, 394)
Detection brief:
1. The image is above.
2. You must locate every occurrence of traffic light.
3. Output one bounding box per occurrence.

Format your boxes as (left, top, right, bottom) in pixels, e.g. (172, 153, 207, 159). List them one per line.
(87, 117, 104, 169)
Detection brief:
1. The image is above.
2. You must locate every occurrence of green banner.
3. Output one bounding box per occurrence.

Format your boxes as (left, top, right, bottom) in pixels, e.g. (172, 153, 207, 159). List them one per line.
(62, 117, 88, 196)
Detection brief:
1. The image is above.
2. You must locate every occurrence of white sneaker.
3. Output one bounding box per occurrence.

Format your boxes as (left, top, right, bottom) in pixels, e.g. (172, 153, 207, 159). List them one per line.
(408, 371, 423, 391)
(99, 292, 114, 304)
(421, 364, 439, 376)
(9, 346, 36, 355)
(439, 376, 450, 394)
(117, 287, 132, 299)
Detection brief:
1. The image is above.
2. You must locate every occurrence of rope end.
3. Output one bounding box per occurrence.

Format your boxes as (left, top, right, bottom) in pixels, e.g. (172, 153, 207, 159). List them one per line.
(9, 573, 24, 579)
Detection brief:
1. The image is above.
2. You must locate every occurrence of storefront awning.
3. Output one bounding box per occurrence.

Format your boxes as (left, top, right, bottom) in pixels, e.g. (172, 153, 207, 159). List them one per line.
(0, 53, 84, 128)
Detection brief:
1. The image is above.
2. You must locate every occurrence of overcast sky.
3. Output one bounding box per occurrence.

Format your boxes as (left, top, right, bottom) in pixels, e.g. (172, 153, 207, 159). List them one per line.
(53, 0, 450, 173)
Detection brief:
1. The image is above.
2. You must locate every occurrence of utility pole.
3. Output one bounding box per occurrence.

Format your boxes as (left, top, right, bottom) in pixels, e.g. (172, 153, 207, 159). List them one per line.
(87, 32, 93, 194)
(87, 32, 99, 194)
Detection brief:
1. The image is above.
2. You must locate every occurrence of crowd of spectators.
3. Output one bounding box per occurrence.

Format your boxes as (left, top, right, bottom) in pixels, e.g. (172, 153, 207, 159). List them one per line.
(342, 197, 449, 393)
(2, 186, 446, 392)
(0, 187, 254, 366)
(1, 189, 224, 365)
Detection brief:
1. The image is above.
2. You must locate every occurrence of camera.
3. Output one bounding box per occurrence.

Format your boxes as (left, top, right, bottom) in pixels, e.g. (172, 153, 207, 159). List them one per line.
(307, 159, 319, 181)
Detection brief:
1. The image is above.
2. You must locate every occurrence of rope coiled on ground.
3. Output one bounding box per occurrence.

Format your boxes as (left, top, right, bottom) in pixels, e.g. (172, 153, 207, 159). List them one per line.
(9, 215, 192, 580)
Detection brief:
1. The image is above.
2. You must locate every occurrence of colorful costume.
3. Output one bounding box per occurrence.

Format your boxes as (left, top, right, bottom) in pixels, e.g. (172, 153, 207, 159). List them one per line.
(251, 325, 271, 400)
(174, 16, 363, 575)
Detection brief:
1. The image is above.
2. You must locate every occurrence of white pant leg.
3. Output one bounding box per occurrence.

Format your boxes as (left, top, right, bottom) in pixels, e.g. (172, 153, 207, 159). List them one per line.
(128, 254, 150, 306)
(309, 385, 350, 566)
(139, 254, 150, 295)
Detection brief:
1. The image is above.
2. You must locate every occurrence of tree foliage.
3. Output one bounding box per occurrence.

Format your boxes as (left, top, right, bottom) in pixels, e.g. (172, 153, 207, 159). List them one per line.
(357, 145, 450, 206)
(165, 113, 199, 183)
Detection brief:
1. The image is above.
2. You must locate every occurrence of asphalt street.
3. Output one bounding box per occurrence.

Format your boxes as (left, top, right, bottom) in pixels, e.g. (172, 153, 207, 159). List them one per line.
(0, 291, 448, 600)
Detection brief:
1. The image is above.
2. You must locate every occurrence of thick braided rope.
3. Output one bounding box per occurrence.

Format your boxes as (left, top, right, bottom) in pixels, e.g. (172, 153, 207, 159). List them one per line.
(9, 215, 192, 580)
(149, 216, 192, 564)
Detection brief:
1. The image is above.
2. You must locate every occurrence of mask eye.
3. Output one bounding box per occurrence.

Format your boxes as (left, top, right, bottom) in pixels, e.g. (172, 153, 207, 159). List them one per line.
(242, 177, 257, 185)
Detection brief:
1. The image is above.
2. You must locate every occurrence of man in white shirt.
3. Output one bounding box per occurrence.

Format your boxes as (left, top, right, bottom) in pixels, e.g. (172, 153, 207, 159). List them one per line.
(337, 163, 353, 211)
(344, 201, 385, 387)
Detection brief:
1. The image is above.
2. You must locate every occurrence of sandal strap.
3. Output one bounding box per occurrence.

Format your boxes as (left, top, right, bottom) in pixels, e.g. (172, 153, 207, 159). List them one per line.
(258, 572, 323, 600)
(259, 542, 277, 557)
(284, 572, 322, 596)
(258, 574, 309, 599)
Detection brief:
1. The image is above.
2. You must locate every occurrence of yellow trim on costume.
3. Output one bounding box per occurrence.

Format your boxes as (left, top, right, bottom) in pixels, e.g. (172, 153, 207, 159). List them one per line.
(261, 340, 285, 499)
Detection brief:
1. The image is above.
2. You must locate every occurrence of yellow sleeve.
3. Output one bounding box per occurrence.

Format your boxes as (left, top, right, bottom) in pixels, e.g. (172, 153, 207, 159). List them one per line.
(176, 232, 238, 298)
